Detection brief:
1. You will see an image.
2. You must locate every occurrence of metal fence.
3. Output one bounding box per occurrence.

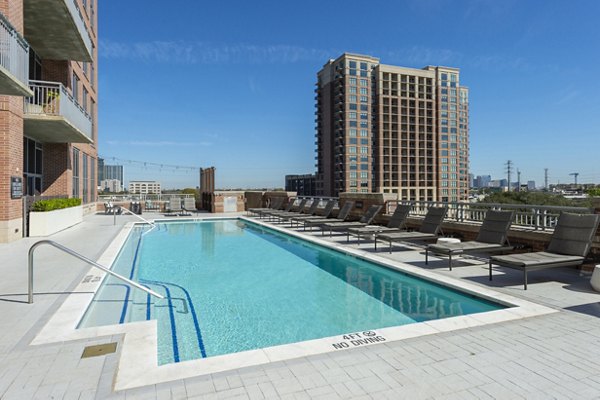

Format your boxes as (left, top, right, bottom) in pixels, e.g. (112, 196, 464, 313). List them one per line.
(24, 80, 92, 139)
(0, 12, 29, 87)
(386, 200, 593, 231)
(98, 194, 195, 202)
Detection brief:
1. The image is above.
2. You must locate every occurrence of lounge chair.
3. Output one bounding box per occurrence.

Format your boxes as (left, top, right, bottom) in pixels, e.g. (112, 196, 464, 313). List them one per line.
(180, 197, 197, 216)
(290, 199, 337, 227)
(248, 197, 283, 216)
(164, 198, 183, 216)
(303, 201, 355, 233)
(488, 212, 600, 290)
(263, 199, 307, 220)
(425, 210, 515, 270)
(374, 206, 447, 252)
(321, 204, 383, 237)
(258, 198, 294, 219)
(274, 199, 321, 224)
(346, 204, 412, 243)
(104, 201, 122, 215)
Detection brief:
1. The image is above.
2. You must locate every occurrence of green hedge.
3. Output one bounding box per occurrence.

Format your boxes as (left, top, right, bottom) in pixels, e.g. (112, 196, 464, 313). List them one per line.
(31, 198, 82, 212)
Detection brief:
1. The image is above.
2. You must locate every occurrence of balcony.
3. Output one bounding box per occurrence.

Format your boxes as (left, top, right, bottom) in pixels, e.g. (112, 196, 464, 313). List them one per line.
(24, 0, 92, 61)
(23, 80, 92, 143)
(0, 13, 33, 96)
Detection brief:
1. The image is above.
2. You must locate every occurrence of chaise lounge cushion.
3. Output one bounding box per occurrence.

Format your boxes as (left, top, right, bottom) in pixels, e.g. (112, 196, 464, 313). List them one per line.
(489, 251, 583, 267)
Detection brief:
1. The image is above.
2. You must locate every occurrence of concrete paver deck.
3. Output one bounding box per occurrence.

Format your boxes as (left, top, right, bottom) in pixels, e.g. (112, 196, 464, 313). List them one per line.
(1, 212, 600, 399)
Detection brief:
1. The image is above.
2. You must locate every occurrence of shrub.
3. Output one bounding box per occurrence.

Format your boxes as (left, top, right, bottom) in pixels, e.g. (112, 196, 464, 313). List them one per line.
(31, 198, 82, 212)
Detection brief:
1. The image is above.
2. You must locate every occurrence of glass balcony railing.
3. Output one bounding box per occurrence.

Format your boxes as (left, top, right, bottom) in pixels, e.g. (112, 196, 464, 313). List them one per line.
(24, 80, 92, 143)
(0, 12, 32, 96)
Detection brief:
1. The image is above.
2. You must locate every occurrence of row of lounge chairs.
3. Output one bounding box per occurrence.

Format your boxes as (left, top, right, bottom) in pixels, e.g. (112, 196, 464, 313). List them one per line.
(249, 198, 600, 290)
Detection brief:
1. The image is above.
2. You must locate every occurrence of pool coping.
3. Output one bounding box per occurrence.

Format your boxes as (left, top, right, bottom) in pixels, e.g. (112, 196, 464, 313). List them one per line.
(30, 216, 558, 391)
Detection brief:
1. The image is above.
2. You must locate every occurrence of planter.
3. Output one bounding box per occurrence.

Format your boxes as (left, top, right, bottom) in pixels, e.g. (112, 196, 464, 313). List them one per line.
(29, 205, 83, 236)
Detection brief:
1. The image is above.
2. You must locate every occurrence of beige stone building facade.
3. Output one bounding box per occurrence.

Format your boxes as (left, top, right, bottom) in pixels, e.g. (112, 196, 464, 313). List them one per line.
(315, 53, 469, 202)
(0, 0, 97, 242)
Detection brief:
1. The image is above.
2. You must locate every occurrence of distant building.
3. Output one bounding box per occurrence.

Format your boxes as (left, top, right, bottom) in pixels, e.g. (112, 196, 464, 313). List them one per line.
(285, 174, 316, 196)
(315, 53, 469, 201)
(469, 174, 474, 188)
(474, 175, 491, 188)
(527, 180, 536, 190)
(129, 181, 161, 194)
(100, 179, 122, 193)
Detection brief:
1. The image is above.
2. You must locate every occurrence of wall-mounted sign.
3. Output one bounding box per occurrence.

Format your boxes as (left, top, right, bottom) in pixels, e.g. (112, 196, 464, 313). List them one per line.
(11, 176, 23, 199)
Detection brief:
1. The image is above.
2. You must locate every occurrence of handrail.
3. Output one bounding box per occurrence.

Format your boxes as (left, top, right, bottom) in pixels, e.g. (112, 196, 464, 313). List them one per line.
(114, 207, 156, 227)
(28, 240, 164, 304)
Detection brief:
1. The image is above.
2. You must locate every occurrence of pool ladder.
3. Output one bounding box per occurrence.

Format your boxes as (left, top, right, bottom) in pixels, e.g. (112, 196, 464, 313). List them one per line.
(27, 240, 164, 304)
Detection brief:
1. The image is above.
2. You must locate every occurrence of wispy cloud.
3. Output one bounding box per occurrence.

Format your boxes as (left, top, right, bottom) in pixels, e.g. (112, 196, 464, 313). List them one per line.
(555, 88, 580, 105)
(99, 40, 333, 65)
(100, 39, 538, 73)
(106, 140, 212, 146)
(384, 46, 535, 72)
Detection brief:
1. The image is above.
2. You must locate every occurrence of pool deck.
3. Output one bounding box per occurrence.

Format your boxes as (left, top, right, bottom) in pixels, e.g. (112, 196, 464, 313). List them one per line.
(2, 212, 600, 399)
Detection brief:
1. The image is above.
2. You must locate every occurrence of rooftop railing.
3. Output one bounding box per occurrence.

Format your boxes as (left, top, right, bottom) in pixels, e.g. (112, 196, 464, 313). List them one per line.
(0, 12, 29, 87)
(24, 80, 92, 139)
(98, 194, 195, 202)
(291, 196, 593, 231)
(386, 200, 593, 231)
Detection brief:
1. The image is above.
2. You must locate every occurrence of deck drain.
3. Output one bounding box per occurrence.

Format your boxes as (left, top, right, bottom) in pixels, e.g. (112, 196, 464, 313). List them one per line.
(81, 342, 117, 358)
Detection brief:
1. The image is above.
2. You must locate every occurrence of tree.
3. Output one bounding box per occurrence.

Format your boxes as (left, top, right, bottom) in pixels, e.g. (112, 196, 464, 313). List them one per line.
(586, 188, 600, 197)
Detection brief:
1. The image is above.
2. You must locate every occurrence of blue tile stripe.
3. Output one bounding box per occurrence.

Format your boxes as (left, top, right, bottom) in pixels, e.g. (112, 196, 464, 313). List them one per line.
(160, 281, 207, 358)
(141, 281, 180, 362)
(107, 283, 131, 324)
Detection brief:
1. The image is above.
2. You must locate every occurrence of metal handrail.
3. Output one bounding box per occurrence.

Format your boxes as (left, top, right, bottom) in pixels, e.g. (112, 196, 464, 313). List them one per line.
(113, 206, 156, 227)
(28, 240, 164, 304)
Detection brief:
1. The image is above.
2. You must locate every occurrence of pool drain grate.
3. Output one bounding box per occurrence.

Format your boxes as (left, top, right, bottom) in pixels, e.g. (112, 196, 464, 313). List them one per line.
(81, 342, 117, 358)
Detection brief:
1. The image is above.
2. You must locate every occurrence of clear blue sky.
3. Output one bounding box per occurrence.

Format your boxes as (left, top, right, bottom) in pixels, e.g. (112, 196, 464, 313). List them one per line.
(99, 0, 600, 189)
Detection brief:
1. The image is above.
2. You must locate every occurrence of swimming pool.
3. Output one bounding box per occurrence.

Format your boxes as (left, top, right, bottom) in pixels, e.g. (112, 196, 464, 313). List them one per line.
(79, 218, 505, 365)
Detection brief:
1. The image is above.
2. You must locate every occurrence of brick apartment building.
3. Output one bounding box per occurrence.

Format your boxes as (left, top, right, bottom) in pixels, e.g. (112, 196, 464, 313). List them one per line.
(315, 53, 469, 201)
(0, 0, 98, 242)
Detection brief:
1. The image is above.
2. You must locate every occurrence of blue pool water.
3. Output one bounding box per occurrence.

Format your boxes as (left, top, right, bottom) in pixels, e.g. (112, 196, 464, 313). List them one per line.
(79, 219, 505, 365)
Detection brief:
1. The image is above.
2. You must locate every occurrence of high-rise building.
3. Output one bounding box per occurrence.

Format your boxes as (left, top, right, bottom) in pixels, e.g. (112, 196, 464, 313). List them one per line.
(0, 0, 98, 242)
(315, 53, 469, 201)
(285, 174, 316, 196)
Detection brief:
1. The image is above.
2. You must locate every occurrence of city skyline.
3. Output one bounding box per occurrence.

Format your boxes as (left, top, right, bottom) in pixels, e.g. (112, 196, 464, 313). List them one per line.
(99, 1, 600, 189)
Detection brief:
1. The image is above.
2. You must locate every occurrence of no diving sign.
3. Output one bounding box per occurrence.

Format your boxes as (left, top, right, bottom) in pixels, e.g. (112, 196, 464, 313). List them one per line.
(331, 331, 386, 350)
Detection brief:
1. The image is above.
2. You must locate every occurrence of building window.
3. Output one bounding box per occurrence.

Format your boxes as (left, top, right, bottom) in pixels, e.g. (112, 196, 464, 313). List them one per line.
(348, 147, 356, 154)
(360, 96, 368, 103)
(349, 61, 356, 68)
(73, 147, 80, 198)
(82, 154, 88, 203)
(359, 79, 367, 86)
(349, 128, 357, 137)
(349, 77, 357, 85)
(349, 87, 357, 94)
(360, 147, 368, 154)
(360, 129, 368, 137)
(360, 172, 368, 179)
(72, 73, 80, 102)
(349, 95, 357, 102)
(359, 87, 367, 95)
(360, 122, 368, 128)
(349, 112, 356, 120)
(360, 113, 368, 120)
(90, 157, 95, 201)
(23, 137, 43, 196)
(82, 87, 88, 112)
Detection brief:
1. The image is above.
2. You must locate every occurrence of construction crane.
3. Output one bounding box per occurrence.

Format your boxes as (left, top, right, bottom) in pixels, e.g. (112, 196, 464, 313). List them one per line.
(569, 172, 579, 185)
